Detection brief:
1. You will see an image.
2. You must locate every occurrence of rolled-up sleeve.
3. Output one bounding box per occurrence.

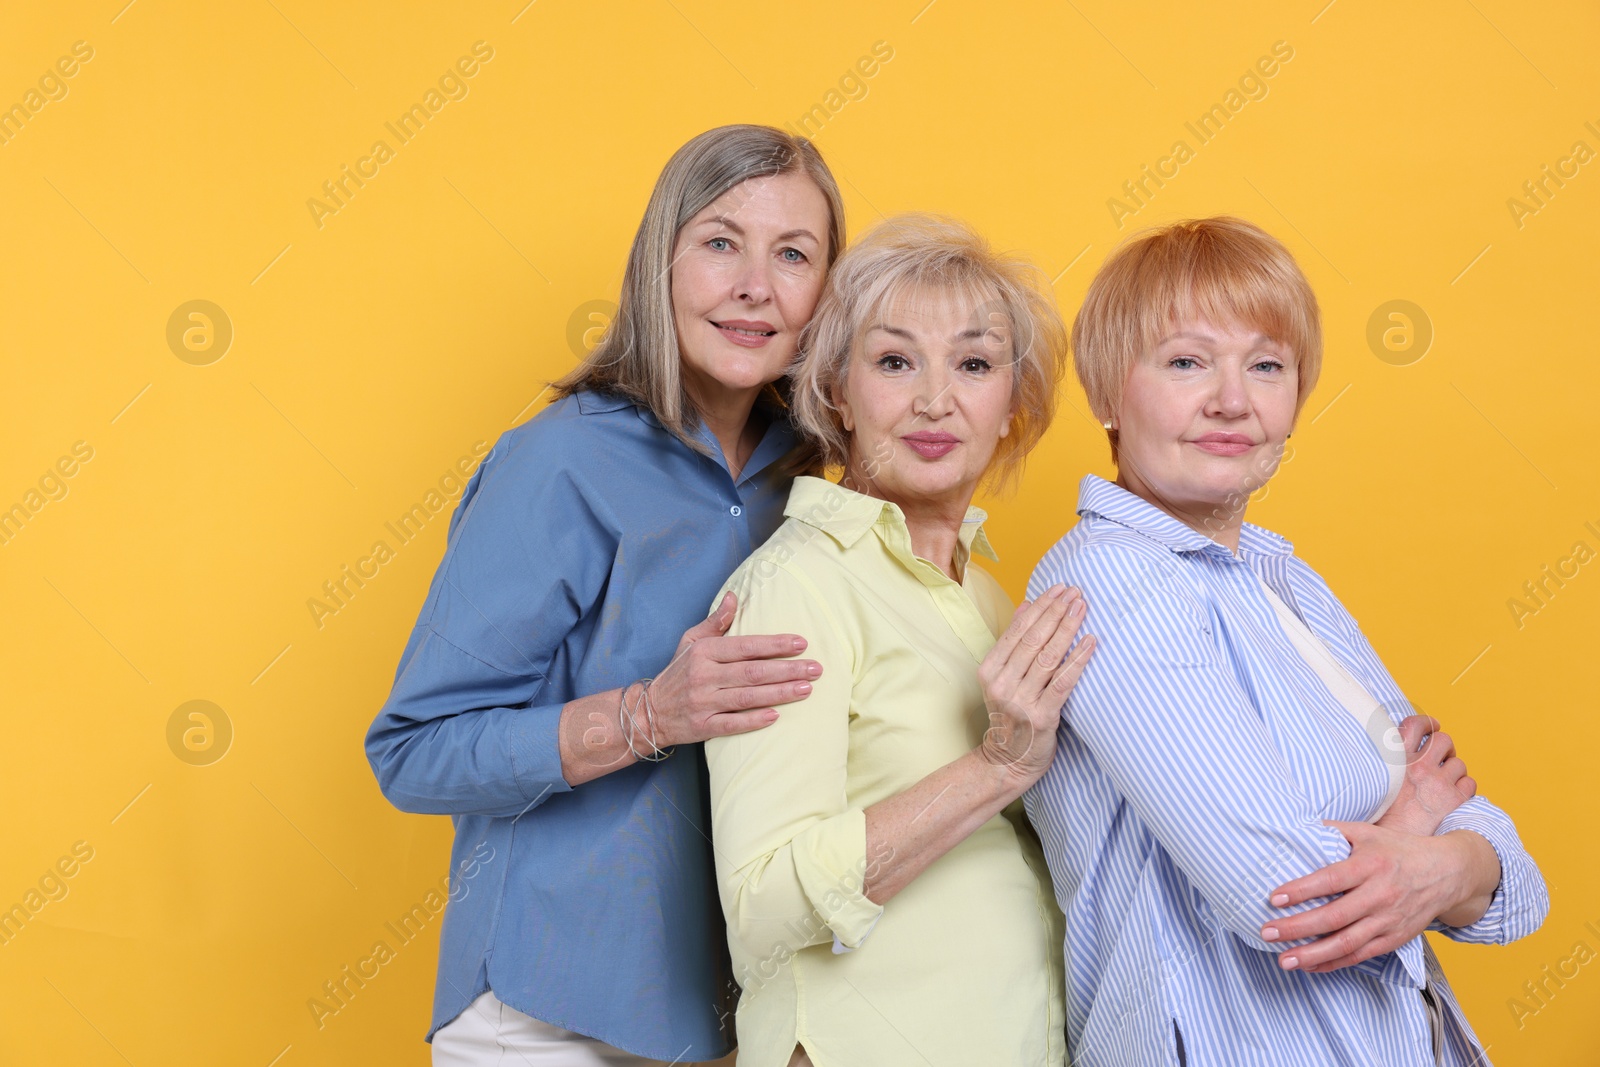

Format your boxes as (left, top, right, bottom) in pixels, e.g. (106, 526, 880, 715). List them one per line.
(364, 435, 615, 818)
(1324, 596, 1550, 946)
(1031, 539, 1358, 957)
(704, 560, 883, 965)
(1431, 799, 1550, 944)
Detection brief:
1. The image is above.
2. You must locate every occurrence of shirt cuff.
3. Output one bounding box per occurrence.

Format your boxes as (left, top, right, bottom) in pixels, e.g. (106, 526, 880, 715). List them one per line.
(1431, 806, 1520, 942)
(832, 912, 883, 954)
(506, 700, 576, 805)
(792, 808, 884, 950)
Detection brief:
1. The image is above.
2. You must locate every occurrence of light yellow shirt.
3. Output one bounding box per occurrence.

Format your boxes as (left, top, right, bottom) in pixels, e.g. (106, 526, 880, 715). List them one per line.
(705, 476, 1067, 1067)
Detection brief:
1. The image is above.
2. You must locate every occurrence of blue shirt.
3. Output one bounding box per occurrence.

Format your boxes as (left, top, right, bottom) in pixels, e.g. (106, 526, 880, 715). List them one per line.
(364, 388, 799, 1059)
(1024, 474, 1548, 1067)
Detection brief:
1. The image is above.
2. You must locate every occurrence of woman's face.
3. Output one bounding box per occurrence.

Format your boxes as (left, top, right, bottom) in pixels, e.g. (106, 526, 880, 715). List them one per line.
(834, 285, 1017, 511)
(1113, 314, 1298, 531)
(670, 171, 831, 409)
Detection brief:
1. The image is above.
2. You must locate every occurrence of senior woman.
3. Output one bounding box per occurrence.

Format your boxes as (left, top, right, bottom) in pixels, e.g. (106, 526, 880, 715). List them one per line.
(704, 214, 1095, 1067)
(1024, 216, 1548, 1066)
(365, 125, 847, 1065)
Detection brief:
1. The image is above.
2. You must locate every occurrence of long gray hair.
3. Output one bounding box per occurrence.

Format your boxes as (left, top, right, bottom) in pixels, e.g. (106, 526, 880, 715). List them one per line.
(551, 125, 846, 455)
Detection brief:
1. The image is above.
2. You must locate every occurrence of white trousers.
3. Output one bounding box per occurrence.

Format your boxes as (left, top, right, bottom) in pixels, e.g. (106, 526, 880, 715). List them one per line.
(431, 990, 669, 1067)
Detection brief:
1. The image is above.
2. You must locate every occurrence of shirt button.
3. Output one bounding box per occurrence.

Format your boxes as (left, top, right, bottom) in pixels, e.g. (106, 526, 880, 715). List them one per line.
(729, 505, 743, 517)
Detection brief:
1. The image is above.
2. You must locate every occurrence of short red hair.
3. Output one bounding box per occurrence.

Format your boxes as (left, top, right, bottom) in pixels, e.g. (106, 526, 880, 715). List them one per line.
(1072, 216, 1322, 463)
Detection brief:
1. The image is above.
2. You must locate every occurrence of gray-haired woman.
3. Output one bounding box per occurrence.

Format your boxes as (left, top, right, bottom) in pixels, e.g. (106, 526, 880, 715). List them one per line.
(365, 125, 845, 1066)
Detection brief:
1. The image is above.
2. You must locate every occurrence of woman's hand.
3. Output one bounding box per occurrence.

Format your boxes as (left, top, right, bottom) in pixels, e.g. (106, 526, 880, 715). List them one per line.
(861, 584, 1095, 906)
(647, 591, 823, 748)
(1259, 821, 1501, 972)
(559, 592, 821, 784)
(1375, 714, 1476, 837)
(975, 584, 1096, 788)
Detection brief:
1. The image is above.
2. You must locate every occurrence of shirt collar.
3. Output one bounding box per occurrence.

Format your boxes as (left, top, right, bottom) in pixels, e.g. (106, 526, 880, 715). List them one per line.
(574, 389, 636, 416)
(1076, 473, 1294, 560)
(784, 476, 1000, 564)
(1238, 521, 1295, 558)
(572, 388, 678, 432)
(574, 388, 799, 486)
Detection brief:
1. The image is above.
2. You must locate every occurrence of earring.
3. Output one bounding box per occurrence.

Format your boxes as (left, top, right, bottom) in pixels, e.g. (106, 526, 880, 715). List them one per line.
(1102, 420, 1114, 430)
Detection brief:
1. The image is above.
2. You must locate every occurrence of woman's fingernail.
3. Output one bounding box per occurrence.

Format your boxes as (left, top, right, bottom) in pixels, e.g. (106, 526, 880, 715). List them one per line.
(807, 662, 822, 678)
(792, 637, 807, 651)
(1069, 599, 1085, 616)
(1270, 893, 1289, 907)
(765, 711, 779, 722)
(1262, 927, 1279, 942)
(796, 682, 812, 695)
(1281, 955, 1299, 971)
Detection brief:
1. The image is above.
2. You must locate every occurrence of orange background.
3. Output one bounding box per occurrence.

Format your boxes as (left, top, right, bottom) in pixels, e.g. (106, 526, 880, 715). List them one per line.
(2, 1, 1596, 1063)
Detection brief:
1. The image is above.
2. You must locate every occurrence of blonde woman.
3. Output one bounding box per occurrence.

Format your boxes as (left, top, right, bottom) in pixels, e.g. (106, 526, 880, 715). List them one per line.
(705, 215, 1094, 1066)
(367, 125, 845, 1066)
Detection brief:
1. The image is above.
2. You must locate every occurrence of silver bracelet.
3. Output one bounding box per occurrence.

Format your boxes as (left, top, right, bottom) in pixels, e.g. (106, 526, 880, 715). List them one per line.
(639, 678, 675, 762)
(618, 680, 644, 760)
(618, 678, 672, 762)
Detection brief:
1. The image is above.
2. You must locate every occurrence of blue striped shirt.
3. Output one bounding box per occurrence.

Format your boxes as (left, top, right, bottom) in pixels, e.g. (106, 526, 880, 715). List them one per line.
(364, 389, 799, 1059)
(1023, 474, 1548, 1067)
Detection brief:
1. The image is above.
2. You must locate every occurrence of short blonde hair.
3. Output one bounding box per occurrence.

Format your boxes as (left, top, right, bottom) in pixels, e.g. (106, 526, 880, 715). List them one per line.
(551, 125, 845, 456)
(791, 213, 1067, 494)
(1072, 216, 1322, 464)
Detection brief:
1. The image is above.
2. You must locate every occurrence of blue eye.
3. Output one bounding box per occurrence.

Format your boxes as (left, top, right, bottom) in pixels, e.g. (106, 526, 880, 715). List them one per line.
(781, 247, 806, 263)
(708, 237, 731, 251)
(1169, 356, 1198, 369)
(1253, 359, 1285, 373)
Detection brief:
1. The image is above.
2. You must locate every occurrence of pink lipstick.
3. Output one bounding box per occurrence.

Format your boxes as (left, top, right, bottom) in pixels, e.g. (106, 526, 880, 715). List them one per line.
(903, 431, 959, 459)
(711, 319, 777, 348)
(1191, 432, 1255, 456)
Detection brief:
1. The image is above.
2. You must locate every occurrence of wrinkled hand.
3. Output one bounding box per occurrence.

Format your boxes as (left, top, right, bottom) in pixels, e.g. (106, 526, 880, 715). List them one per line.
(646, 592, 822, 748)
(1376, 715, 1475, 837)
(976, 584, 1096, 786)
(1260, 820, 1463, 973)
